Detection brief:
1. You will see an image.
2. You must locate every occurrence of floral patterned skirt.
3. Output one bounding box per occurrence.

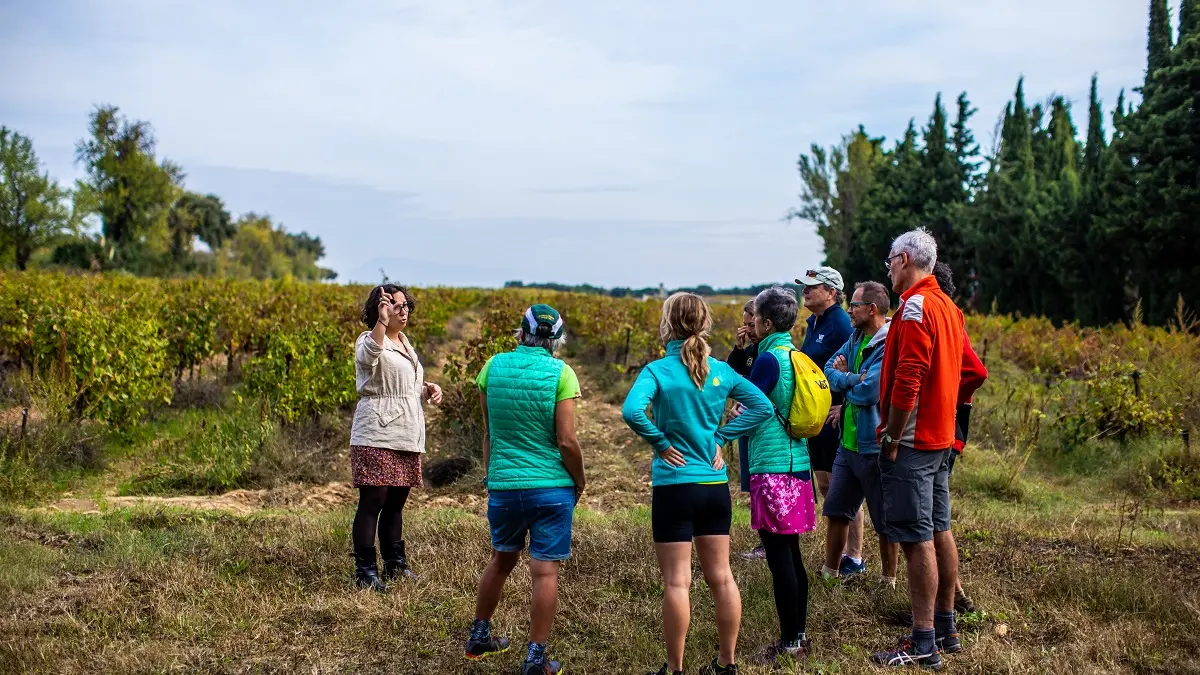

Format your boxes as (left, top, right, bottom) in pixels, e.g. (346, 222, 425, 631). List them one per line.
(749, 473, 817, 535)
(350, 446, 424, 487)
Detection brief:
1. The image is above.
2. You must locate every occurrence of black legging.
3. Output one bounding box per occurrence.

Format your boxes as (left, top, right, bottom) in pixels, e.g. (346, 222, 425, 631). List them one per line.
(352, 486, 411, 550)
(758, 530, 809, 642)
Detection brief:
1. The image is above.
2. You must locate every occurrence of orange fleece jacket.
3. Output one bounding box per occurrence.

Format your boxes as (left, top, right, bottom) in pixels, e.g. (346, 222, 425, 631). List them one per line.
(878, 275, 965, 451)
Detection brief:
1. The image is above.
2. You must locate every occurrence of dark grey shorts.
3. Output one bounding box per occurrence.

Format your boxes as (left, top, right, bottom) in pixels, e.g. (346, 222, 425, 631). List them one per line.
(879, 445, 952, 544)
(822, 447, 887, 536)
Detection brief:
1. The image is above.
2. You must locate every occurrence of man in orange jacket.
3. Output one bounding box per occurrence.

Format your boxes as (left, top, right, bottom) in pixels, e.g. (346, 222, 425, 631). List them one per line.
(871, 230, 965, 670)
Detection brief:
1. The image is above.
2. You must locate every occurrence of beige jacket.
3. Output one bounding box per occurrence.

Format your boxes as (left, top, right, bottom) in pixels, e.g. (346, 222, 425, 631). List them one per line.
(350, 331, 427, 453)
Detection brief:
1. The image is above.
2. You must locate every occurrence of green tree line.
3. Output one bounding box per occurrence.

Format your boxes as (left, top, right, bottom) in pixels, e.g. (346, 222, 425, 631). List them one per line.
(792, 0, 1199, 327)
(0, 105, 335, 281)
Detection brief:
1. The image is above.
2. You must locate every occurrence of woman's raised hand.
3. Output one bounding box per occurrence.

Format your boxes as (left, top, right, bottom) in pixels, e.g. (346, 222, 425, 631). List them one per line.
(377, 288, 394, 327)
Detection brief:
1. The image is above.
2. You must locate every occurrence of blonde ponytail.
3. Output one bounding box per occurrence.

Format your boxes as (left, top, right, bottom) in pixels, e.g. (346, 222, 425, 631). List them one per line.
(661, 293, 713, 389)
(681, 334, 711, 390)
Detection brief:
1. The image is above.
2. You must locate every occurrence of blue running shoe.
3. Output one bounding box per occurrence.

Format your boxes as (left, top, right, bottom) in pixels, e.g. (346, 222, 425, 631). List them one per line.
(839, 555, 868, 577)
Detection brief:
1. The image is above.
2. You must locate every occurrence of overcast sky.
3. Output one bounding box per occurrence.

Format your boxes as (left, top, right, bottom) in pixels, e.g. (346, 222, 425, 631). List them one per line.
(1, 1, 1147, 288)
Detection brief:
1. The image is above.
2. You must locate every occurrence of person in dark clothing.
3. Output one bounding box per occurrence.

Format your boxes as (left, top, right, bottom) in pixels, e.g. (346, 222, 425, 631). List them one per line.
(729, 300, 768, 561)
(796, 266, 862, 574)
(727, 299, 758, 377)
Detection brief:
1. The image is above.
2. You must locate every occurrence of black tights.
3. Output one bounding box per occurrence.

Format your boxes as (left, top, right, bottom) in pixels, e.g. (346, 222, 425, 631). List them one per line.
(759, 529, 810, 642)
(352, 486, 411, 550)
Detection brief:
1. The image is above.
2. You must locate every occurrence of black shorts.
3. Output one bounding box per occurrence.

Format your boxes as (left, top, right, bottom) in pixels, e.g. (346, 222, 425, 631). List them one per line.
(651, 483, 732, 543)
(807, 424, 839, 473)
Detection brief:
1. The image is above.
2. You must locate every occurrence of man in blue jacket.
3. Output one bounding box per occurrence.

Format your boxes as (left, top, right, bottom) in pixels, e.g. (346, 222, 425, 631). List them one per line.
(821, 281, 899, 587)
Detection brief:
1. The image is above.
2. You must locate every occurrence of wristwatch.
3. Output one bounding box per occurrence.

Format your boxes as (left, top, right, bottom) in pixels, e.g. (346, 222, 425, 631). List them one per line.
(881, 431, 899, 448)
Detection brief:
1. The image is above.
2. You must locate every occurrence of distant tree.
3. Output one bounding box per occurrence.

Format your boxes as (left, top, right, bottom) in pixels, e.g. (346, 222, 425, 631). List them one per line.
(217, 213, 335, 281)
(0, 127, 71, 270)
(75, 105, 182, 269)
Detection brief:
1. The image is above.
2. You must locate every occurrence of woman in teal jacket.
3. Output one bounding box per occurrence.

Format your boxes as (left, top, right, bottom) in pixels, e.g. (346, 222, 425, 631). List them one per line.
(623, 292, 772, 675)
(744, 286, 818, 666)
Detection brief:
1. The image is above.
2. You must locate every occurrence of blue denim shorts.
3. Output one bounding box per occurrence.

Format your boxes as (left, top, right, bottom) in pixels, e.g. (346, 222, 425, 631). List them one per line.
(487, 487, 577, 561)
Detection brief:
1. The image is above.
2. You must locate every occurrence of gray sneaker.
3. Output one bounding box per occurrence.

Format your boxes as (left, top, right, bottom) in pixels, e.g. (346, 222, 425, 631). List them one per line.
(738, 545, 767, 560)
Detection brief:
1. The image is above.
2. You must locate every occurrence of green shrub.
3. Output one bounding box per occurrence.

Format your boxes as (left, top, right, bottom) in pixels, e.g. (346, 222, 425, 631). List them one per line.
(121, 405, 275, 495)
(240, 324, 357, 424)
(0, 375, 105, 504)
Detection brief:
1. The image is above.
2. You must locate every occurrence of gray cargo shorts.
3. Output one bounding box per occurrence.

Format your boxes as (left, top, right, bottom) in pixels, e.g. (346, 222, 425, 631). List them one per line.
(878, 445, 952, 543)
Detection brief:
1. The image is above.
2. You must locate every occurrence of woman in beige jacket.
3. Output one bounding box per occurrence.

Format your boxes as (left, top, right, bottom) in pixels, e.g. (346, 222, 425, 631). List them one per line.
(350, 284, 443, 591)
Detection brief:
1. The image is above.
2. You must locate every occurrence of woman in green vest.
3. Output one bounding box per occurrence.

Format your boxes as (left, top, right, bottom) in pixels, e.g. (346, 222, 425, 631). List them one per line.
(744, 286, 817, 665)
(623, 292, 773, 675)
(465, 304, 585, 675)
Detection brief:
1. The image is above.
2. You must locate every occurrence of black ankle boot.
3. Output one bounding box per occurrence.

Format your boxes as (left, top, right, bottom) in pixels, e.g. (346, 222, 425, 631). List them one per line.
(353, 546, 386, 592)
(382, 540, 417, 582)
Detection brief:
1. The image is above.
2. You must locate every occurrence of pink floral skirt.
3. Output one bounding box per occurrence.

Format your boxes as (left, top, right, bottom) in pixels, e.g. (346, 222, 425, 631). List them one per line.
(749, 473, 817, 535)
(350, 446, 424, 487)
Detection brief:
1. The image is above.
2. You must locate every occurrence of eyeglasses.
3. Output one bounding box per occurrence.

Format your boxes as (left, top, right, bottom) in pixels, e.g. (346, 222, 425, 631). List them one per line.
(392, 302, 412, 313)
(883, 253, 904, 271)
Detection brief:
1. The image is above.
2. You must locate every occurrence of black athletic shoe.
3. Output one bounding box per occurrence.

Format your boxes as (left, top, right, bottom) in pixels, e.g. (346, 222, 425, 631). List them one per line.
(937, 632, 963, 654)
(647, 664, 684, 675)
(464, 635, 511, 660)
(697, 657, 739, 674)
(954, 592, 977, 614)
(870, 636, 943, 670)
(522, 659, 563, 674)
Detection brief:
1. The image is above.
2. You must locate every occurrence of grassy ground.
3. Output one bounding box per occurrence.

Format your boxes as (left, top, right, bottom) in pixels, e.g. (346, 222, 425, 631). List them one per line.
(2, 327, 1199, 673)
(2, 466, 1199, 674)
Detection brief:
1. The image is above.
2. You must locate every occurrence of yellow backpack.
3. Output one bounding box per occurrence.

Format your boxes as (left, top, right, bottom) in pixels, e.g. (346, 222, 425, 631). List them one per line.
(773, 346, 833, 439)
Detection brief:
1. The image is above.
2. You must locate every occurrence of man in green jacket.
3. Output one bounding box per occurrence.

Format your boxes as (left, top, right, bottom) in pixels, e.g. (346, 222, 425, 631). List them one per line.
(465, 305, 586, 675)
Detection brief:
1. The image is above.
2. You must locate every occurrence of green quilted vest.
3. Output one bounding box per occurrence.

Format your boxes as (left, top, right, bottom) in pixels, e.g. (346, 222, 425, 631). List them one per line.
(748, 332, 811, 475)
(485, 346, 574, 490)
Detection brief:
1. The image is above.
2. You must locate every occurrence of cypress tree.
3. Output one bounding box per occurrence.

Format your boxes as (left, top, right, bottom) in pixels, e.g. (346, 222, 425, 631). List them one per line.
(1180, 0, 1197, 49)
(1149, 0, 1173, 77)
(921, 95, 965, 279)
(1128, 11, 1200, 322)
(854, 121, 923, 287)
(1071, 76, 1112, 324)
(951, 93, 981, 193)
(1092, 92, 1139, 324)
(975, 79, 1041, 315)
(1082, 75, 1106, 192)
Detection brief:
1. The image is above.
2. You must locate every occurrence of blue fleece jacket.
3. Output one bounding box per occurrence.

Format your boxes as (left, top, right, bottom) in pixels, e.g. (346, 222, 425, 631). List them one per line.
(622, 340, 773, 486)
(823, 320, 890, 454)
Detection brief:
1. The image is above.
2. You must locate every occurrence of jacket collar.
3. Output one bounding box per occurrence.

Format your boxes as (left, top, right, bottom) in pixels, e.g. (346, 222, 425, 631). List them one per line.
(759, 331, 794, 353)
(665, 339, 684, 355)
(901, 274, 939, 301)
(515, 344, 553, 357)
(866, 319, 891, 349)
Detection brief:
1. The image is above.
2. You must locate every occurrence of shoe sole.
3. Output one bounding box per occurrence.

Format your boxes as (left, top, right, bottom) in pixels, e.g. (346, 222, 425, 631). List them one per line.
(871, 656, 944, 670)
(464, 645, 510, 660)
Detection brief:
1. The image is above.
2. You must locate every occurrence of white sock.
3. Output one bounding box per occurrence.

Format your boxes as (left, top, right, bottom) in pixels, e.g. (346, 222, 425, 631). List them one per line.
(880, 575, 897, 589)
(822, 565, 840, 578)
(845, 556, 863, 565)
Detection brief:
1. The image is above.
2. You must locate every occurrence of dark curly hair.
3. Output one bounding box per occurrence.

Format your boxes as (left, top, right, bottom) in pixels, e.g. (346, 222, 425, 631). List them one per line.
(933, 262, 956, 297)
(361, 284, 416, 329)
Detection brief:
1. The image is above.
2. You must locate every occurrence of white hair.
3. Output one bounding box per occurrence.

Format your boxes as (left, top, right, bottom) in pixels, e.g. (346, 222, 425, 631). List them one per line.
(891, 228, 938, 273)
(515, 327, 567, 354)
